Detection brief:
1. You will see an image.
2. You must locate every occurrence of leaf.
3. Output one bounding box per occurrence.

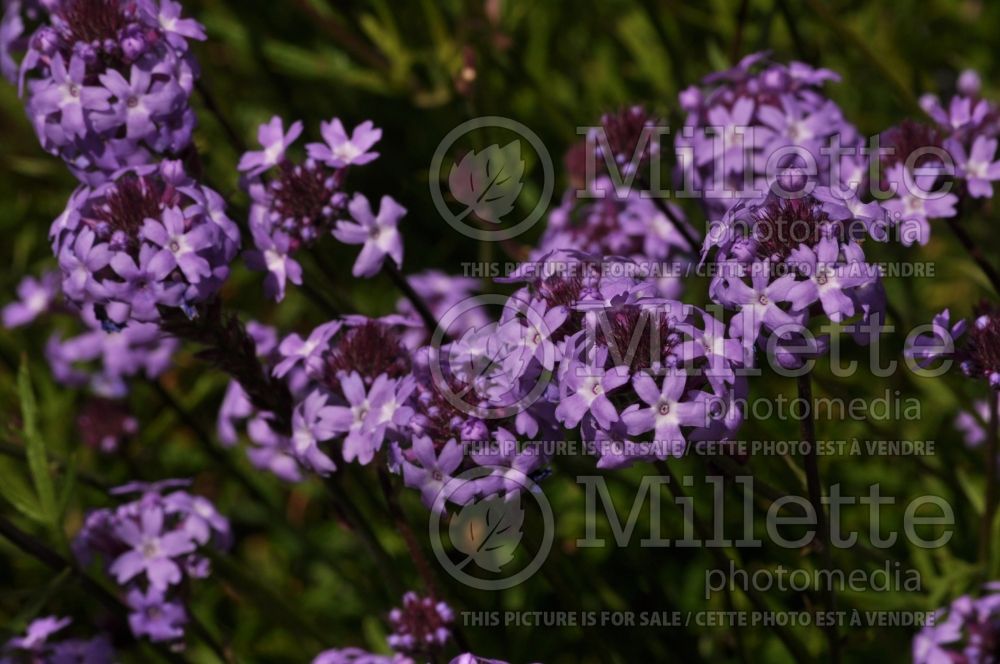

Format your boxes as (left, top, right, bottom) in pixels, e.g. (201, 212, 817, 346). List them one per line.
(0, 456, 46, 523)
(448, 141, 525, 224)
(450, 493, 524, 573)
(18, 360, 57, 530)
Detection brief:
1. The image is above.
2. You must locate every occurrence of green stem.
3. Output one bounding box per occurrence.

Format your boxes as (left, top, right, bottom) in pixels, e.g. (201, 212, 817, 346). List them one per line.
(654, 461, 810, 664)
(796, 375, 841, 664)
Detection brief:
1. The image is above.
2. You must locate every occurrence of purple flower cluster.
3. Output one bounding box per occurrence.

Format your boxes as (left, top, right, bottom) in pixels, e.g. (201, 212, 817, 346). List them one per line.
(4, 270, 178, 397)
(0, 616, 113, 664)
(312, 593, 503, 664)
(703, 192, 886, 358)
(73, 479, 230, 645)
(913, 582, 1000, 664)
(15, 0, 206, 184)
(536, 175, 693, 299)
(921, 70, 1000, 199)
(386, 592, 454, 656)
(238, 115, 398, 300)
(908, 302, 1000, 389)
(676, 52, 857, 219)
(49, 160, 240, 327)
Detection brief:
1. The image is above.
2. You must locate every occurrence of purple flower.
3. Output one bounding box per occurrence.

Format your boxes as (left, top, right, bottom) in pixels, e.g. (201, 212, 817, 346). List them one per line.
(109, 504, 196, 590)
(6, 616, 70, 652)
(127, 586, 188, 643)
(275, 321, 343, 378)
(73, 483, 230, 646)
(93, 65, 179, 141)
(334, 194, 406, 278)
(58, 227, 110, 301)
(19, 0, 203, 182)
(905, 309, 966, 369)
(621, 372, 706, 457)
(143, 206, 214, 283)
(31, 53, 110, 138)
(954, 397, 1000, 449)
(290, 389, 338, 474)
(913, 584, 1000, 664)
(721, 263, 814, 347)
(149, 0, 207, 49)
(109, 245, 185, 320)
(49, 164, 239, 325)
(386, 592, 453, 656)
(2, 271, 59, 328)
(883, 164, 958, 245)
(948, 135, 1000, 198)
(307, 118, 382, 167)
(238, 115, 303, 176)
(324, 371, 404, 465)
(243, 228, 303, 302)
(401, 435, 466, 510)
(313, 649, 413, 664)
(555, 351, 630, 429)
(2, 615, 115, 663)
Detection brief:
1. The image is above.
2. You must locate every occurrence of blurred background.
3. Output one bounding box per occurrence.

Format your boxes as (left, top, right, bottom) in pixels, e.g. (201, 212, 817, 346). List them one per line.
(1, 0, 998, 662)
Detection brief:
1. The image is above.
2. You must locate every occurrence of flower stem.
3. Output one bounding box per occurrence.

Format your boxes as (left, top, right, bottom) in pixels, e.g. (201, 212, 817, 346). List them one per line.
(323, 475, 406, 599)
(376, 465, 441, 598)
(796, 374, 841, 664)
(161, 300, 293, 434)
(653, 461, 810, 664)
(980, 395, 999, 566)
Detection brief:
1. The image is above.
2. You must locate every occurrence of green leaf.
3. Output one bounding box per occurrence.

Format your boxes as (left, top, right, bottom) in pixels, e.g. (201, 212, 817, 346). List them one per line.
(0, 456, 46, 523)
(18, 360, 57, 532)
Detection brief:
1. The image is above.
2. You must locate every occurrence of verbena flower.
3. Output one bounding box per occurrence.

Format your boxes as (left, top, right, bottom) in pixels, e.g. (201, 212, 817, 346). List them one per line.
(333, 193, 406, 278)
(2, 270, 60, 327)
(703, 193, 885, 351)
(49, 160, 240, 326)
(73, 480, 230, 646)
(238, 116, 383, 300)
(18, 0, 205, 183)
(677, 52, 856, 220)
(45, 305, 178, 397)
(386, 592, 454, 656)
(913, 583, 1000, 664)
(1, 616, 114, 663)
(909, 303, 1000, 389)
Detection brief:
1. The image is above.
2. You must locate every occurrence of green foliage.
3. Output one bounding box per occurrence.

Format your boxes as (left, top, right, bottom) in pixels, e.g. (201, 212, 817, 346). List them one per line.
(1, 1, 999, 662)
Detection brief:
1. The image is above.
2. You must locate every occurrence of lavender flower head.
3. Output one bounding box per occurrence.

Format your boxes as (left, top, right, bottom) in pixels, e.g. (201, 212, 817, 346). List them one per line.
(238, 116, 388, 300)
(913, 582, 1000, 664)
(677, 52, 857, 219)
(49, 160, 240, 326)
(18, 0, 206, 183)
(386, 592, 454, 656)
(73, 479, 230, 646)
(1, 616, 114, 663)
(910, 302, 1000, 389)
